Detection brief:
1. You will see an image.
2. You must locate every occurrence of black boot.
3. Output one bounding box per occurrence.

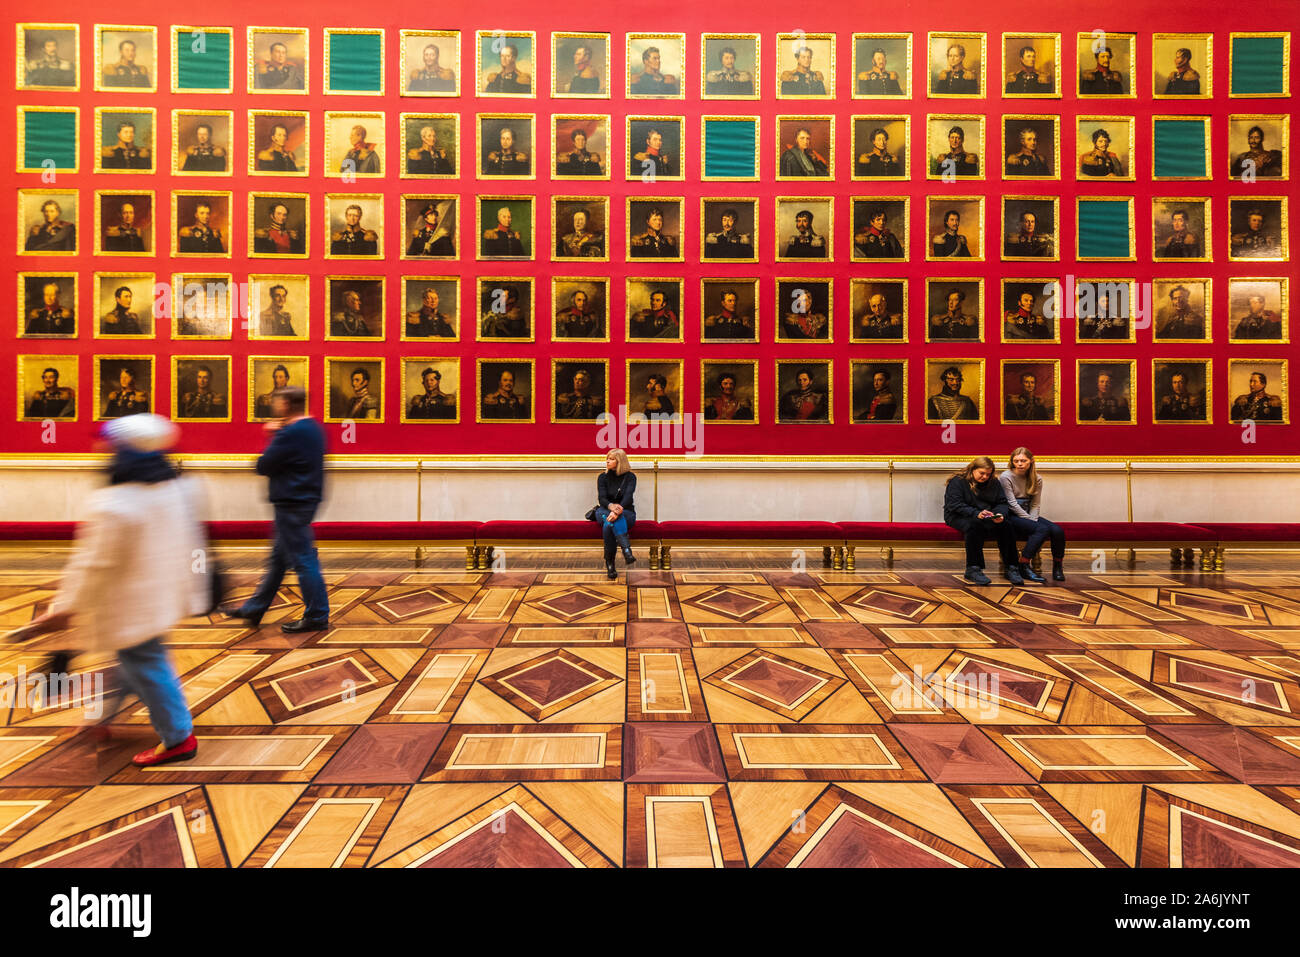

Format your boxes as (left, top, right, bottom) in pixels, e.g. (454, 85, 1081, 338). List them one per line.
(604, 539, 618, 580)
(615, 533, 636, 565)
(1052, 561, 1066, 582)
(964, 565, 991, 585)
(1019, 561, 1046, 584)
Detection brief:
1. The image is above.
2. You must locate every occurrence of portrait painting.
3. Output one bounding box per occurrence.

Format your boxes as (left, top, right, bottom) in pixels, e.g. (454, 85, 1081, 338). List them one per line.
(628, 117, 684, 181)
(776, 197, 832, 261)
(926, 115, 983, 179)
(401, 357, 459, 423)
(325, 276, 384, 341)
(775, 278, 832, 342)
(97, 26, 156, 92)
(95, 191, 154, 257)
(172, 356, 231, 422)
(853, 33, 910, 98)
(19, 24, 78, 90)
(1228, 278, 1288, 342)
(701, 199, 757, 261)
(172, 192, 231, 258)
(927, 32, 984, 96)
(775, 33, 834, 98)
(1002, 196, 1058, 260)
(94, 356, 153, 420)
(553, 115, 610, 179)
(325, 358, 384, 423)
(627, 197, 683, 261)
(1228, 359, 1287, 424)
(324, 112, 384, 178)
(1075, 278, 1136, 342)
(1228, 115, 1287, 179)
(1077, 360, 1135, 424)
(1077, 31, 1134, 97)
(324, 194, 383, 259)
(1153, 278, 1211, 342)
(1152, 33, 1212, 98)
(627, 33, 684, 99)
(95, 109, 154, 173)
(1002, 33, 1060, 97)
(776, 360, 832, 424)
(1152, 359, 1211, 424)
(851, 198, 908, 261)
(402, 196, 458, 260)
(476, 31, 536, 97)
(1076, 116, 1133, 179)
(627, 278, 684, 342)
(1001, 360, 1060, 424)
(402, 277, 459, 340)
(477, 278, 534, 341)
(247, 27, 307, 94)
(926, 279, 982, 342)
(701, 278, 759, 343)
(853, 116, 908, 179)
(627, 359, 683, 422)
(926, 197, 983, 260)
(249, 111, 308, 176)
(1228, 197, 1288, 261)
(399, 30, 459, 96)
(19, 273, 77, 338)
(776, 117, 833, 180)
(173, 110, 232, 175)
(477, 359, 534, 422)
(171, 273, 232, 339)
(249, 274, 309, 340)
(249, 357, 308, 422)
(478, 197, 534, 260)
(553, 197, 608, 261)
(19, 190, 77, 256)
(701, 360, 757, 424)
(554, 32, 610, 97)
(924, 359, 983, 424)
(1152, 197, 1211, 262)
(19, 354, 78, 421)
(1003, 116, 1059, 178)
(552, 278, 609, 342)
(702, 34, 759, 99)
(851, 278, 907, 342)
(552, 360, 608, 423)
(401, 114, 458, 177)
(1001, 280, 1061, 342)
(851, 360, 906, 424)
(479, 114, 535, 179)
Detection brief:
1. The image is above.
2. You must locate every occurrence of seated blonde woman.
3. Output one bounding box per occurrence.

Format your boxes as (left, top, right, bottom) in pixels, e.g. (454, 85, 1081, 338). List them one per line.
(590, 449, 637, 579)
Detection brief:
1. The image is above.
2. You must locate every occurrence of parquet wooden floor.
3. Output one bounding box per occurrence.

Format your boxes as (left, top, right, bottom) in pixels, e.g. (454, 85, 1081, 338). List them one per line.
(2, 547, 1300, 868)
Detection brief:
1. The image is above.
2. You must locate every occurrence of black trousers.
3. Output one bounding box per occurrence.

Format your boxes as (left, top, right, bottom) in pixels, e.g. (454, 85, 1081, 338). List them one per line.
(1008, 514, 1066, 561)
(961, 519, 1019, 569)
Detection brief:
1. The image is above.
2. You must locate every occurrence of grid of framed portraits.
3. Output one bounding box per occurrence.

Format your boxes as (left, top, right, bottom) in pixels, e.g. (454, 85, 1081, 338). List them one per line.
(10, 19, 1295, 450)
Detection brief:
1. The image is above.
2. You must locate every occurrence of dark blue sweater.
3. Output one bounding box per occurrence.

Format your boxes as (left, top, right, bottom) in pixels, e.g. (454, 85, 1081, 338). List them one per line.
(598, 470, 636, 517)
(256, 417, 326, 506)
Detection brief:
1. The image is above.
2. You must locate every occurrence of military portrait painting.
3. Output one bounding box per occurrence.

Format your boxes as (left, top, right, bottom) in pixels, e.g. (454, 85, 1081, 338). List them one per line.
(1152, 198, 1210, 262)
(324, 194, 383, 259)
(853, 117, 908, 179)
(1152, 33, 1212, 97)
(249, 275, 309, 340)
(926, 197, 983, 260)
(1228, 116, 1287, 180)
(19, 190, 77, 256)
(1002, 33, 1060, 96)
(776, 279, 832, 342)
(1228, 359, 1287, 424)
(1153, 278, 1211, 342)
(171, 274, 232, 339)
(627, 197, 683, 261)
(95, 109, 155, 173)
(1077, 31, 1134, 97)
(325, 358, 384, 423)
(476, 31, 535, 97)
(553, 198, 608, 261)
(1003, 116, 1059, 178)
(776, 198, 832, 262)
(627, 360, 683, 422)
(1001, 360, 1060, 424)
(94, 356, 153, 420)
(1228, 198, 1288, 261)
(249, 357, 308, 422)
(249, 111, 308, 176)
(1002, 197, 1058, 261)
(1228, 278, 1288, 342)
(1001, 280, 1060, 343)
(399, 30, 459, 96)
(927, 32, 984, 97)
(776, 360, 832, 424)
(627, 117, 684, 181)
(19, 355, 77, 421)
(1075, 279, 1136, 342)
(172, 357, 231, 422)
(402, 196, 458, 260)
(626, 279, 684, 342)
(851, 279, 906, 343)
(775, 33, 834, 98)
(479, 114, 534, 179)
(401, 114, 457, 178)
(552, 278, 608, 342)
(1076, 360, 1135, 424)
(852, 34, 910, 98)
(477, 278, 534, 341)
(19, 274, 77, 338)
(926, 279, 982, 342)
(477, 359, 533, 422)
(553, 32, 609, 98)
(248, 28, 307, 93)
(1076, 116, 1133, 179)
(551, 360, 608, 423)
(926, 115, 982, 180)
(401, 358, 459, 423)
(627, 33, 684, 99)
(924, 359, 982, 423)
(324, 113, 384, 178)
(701, 278, 758, 343)
(702, 361, 757, 424)
(401, 277, 459, 340)
(325, 276, 384, 340)
(172, 193, 231, 258)
(553, 115, 609, 179)
(19, 24, 78, 90)
(173, 110, 232, 175)
(851, 360, 906, 424)
(1152, 359, 1211, 424)
(477, 197, 534, 260)
(95, 191, 154, 256)
(776, 117, 832, 180)
(701, 199, 757, 261)
(702, 34, 759, 99)
(850, 199, 907, 262)
(96, 26, 156, 92)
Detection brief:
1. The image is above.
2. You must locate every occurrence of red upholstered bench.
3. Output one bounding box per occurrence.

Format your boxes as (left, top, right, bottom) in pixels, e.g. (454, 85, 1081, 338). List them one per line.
(475, 520, 660, 570)
(0, 522, 77, 543)
(654, 520, 845, 570)
(1195, 524, 1300, 570)
(208, 521, 482, 566)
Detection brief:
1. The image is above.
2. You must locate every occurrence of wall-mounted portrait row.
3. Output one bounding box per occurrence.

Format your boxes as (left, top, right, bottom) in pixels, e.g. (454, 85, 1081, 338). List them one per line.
(18, 26, 1291, 100)
(17, 355, 1288, 428)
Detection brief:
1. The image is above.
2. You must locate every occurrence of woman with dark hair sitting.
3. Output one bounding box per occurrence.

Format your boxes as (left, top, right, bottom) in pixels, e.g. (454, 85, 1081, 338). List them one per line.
(999, 446, 1067, 582)
(943, 455, 1023, 585)
(591, 448, 637, 579)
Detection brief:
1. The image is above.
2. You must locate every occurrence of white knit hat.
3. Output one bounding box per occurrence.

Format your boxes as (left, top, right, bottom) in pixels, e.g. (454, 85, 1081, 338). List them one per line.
(101, 413, 180, 452)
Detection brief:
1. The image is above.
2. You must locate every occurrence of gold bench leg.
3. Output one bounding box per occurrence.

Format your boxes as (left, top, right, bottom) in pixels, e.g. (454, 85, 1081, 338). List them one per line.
(414, 545, 425, 566)
(662, 545, 672, 570)
(1214, 545, 1225, 572)
(822, 546, 832, 568)
(477, 545, 491, 570)
(465, 546, 477, 570)
(832, 546, 844, 570)
(649, 544, 660, 570)
(1170, 547, 1181, 565)
(1199, 547, 1213, 571)
(880, 546, 894, 564)
(845, 545, 856, 572)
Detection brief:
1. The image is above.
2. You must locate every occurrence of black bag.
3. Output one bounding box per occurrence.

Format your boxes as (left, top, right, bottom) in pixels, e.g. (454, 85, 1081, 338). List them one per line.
(584, 507, 599, 522)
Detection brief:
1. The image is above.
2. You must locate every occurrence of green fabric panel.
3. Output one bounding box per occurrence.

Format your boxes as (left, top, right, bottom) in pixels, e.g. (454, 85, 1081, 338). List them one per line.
(1078, 200, 1131, 259)
(329, 32, 383, 91)
(1231, 36, 1286, 94)
(24, 111, 77, 170)
(1153, 119, 1207, 178)
(704, 120, 757, 178)
(175, 29, 231, 90)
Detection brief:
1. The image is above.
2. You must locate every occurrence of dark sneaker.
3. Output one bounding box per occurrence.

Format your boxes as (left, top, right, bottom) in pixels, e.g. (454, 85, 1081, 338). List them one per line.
(1052, 563, 1066, 582)
(280, 619, 329, 634)
(964, 565, 991, 585)
(1005, 567, 1025, 586)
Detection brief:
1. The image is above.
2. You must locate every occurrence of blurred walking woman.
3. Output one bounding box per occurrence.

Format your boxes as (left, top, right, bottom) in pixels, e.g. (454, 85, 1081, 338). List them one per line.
(592, 449, 637, 579)
(943, 455, 1022, 585)
(999, 447, 1067, 582)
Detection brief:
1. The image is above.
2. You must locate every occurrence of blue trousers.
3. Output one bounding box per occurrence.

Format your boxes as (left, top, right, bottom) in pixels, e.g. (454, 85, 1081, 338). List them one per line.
(117, 637, 192, 748)
(245, 504, 330, 622)
(1008, 514, 1066, 561)
(593, 508, 635, 559)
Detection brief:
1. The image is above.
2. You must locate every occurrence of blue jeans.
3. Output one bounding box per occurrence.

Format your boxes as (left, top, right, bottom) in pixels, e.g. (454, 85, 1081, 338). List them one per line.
(593, 508, 635, 557)
(117, 637, 192, 748)
(1008, 514, 1066, 561)
(245, 504, 330, 622)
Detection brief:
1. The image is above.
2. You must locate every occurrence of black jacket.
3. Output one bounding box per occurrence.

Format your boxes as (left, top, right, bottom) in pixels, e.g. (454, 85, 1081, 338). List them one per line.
(597, 470, 636, 519)
(943, 475, 1009, 532)
(257, 417, 326, 507)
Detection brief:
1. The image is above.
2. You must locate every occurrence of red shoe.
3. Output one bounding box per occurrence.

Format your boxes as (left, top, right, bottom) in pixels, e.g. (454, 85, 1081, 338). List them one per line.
(132, 734, 197, 767)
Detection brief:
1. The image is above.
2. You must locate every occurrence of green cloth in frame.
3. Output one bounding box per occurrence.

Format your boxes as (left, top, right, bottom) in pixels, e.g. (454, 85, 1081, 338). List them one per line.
(329, 32, 383, 92)
(704, 119, 757, 178)
(1153, 119, 1207, 178)
(1078, 199, 1131, 259)
(1231, 36, 1286, 95)
(175, 29, 231, 90)
(23, 110, 77, 170)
